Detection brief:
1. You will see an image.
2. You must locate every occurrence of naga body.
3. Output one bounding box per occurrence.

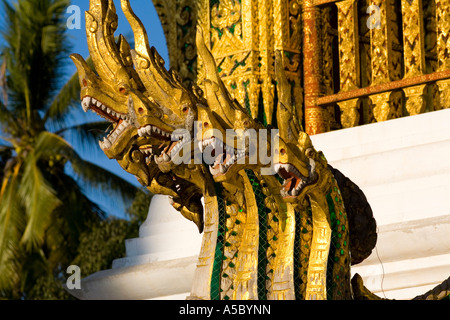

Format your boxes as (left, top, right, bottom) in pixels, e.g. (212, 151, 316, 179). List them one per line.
(71, 0, 450, 300)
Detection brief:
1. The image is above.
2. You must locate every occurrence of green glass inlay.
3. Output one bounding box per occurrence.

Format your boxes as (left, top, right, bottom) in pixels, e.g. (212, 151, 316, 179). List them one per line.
(330, 211, 336, 221)
(210, 183, 226, 300)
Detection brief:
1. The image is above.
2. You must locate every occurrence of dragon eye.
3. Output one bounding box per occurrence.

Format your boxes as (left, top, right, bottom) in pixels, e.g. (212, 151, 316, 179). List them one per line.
(280, 148, 286, 155)
(203, 122, 209, 128)
(182, 106, 189, 113)
(119, 87, 127, 94)
(138, 107, 144, 114)
(243, 120, 249, 127)
(82, 79, 88, 87)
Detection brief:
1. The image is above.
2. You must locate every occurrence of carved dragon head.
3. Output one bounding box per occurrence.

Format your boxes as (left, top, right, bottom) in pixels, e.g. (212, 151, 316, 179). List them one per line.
(195, 28, 271, 182)
(71, 0, 206, 231)
(272, 51, 320, 201)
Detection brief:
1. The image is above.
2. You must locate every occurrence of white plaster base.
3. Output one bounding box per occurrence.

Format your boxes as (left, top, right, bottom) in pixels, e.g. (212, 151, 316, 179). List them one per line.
(68, 195, 202, 300)
(311, 108, 450, 300)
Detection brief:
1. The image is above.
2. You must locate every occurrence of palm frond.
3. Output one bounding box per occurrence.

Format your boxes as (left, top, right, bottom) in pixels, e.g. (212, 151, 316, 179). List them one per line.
(0, 240, 23, 295)
(44, 57, 94, 126)
(1, 0, 72, 123)
(34, 131, 139, 210)
(0, 98, 19, 136)
(0, 160, 25, 269)
(18, 151, 62, 251)
(0, 57, 7, 106)
(69, 158, 139, 211)
(55, 121, 110, 156)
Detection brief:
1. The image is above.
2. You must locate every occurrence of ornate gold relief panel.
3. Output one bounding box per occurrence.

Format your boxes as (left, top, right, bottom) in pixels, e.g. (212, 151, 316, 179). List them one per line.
(401, 0, 426, 78)
(436, 0, 450, 71)
(436, 0, 450, 109)
(152, 0, 199, 86)
(196, 0, 303, 125)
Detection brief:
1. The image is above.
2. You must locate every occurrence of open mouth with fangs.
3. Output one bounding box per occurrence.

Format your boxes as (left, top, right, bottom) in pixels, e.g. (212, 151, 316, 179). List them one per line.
(199, 136, 248, 176)
(137, 124, 192, 166)
(274, 162, 318, 198)
(81, 96, 132, 150)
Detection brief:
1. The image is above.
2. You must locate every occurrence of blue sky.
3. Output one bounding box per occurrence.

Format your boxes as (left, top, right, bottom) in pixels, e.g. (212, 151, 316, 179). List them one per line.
(65, 0, 169, 218)
(0, 0, 170, 219)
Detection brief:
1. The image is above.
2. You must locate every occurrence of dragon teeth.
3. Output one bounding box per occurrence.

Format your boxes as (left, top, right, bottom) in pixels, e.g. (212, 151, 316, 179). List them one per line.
(113, 120, 129, 136)
(138, 125, 151, 137)
(81, 97, 91, 112)
(140, 147, 152, 155)
(274, 163, 281, 173)
(137, 125, 171, 138)
(99, 137, 112, 150)
(82, 96, 130, 121)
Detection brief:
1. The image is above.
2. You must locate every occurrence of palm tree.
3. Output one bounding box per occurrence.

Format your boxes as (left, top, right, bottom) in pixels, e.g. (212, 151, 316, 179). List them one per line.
(0, 0, 139, 298)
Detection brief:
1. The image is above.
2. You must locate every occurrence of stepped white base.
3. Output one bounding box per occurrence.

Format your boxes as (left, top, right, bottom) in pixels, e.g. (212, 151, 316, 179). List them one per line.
(68, 256, 197, 300)
(311, 109, 450, 300)
(68, 195, 202, 300)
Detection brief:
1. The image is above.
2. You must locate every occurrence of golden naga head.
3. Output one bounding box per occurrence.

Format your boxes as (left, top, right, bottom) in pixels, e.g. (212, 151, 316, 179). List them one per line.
(70, 0, 204, 164)
(195, 27, 272, 182)
(70, 0, 206, 230)
(271, 51, 321, 201)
